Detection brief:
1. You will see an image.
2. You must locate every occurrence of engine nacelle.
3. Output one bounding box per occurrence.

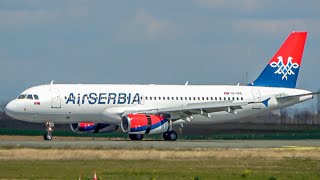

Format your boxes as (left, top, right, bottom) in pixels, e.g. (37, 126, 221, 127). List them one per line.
(70, 122, 118, 134)
(121, 114, 169, 134)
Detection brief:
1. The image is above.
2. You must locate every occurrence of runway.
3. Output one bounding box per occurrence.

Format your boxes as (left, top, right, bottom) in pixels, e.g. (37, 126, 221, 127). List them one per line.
(1, 139, 320, 149)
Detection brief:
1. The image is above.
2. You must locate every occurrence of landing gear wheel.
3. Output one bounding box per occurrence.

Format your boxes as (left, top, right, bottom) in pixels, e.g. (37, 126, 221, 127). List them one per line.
(163, 131, 178, 141)
(129, 134, 144, 141)
(44, 133, 52, 141)
(44, 122, 54, 141)
(163, 132, 169, 140)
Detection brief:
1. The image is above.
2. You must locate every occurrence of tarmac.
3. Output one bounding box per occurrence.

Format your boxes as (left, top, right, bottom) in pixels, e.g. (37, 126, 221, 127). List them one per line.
(1, 139, 320, 149)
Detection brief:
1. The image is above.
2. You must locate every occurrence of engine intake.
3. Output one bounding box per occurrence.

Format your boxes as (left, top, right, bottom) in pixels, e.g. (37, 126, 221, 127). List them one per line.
(121, 114, 169, 134)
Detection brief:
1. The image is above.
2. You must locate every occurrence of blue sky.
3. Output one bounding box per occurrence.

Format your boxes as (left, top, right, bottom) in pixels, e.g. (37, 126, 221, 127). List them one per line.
(1, 0, 320, 101)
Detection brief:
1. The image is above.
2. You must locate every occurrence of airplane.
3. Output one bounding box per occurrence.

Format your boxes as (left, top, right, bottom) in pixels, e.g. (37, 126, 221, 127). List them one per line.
(4, 31, 317, 141)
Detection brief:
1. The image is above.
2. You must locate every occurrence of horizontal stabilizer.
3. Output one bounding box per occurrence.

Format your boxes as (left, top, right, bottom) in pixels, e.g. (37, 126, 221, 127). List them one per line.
(276, 91, 320, 100)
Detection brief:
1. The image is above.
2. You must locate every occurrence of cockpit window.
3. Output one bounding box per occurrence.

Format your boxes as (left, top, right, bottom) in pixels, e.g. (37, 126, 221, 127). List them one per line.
(34, 95, 39, 100)
(26, 94, 33, 100)
(18, 94, 27, 99)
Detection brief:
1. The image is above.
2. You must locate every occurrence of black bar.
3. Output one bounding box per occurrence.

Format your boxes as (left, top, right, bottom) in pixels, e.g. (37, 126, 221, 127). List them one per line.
(145, 115, 152, 134)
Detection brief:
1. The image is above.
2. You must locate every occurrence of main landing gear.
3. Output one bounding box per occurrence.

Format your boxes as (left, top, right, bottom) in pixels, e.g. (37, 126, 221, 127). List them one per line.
(44, 122, 54, 141)
(162, 119, 178, 141)
(163, 131, 178, 141)
(129, 134, 144, 141)
(128, 131, 178, 141)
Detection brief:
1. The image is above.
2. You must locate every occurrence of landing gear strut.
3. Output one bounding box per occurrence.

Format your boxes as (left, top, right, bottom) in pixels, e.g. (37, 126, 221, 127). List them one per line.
(44, 122, 54, 141)
(163, 118, 177, 141)
(129, 134, 144, 141)
(163, 131, 178, 141)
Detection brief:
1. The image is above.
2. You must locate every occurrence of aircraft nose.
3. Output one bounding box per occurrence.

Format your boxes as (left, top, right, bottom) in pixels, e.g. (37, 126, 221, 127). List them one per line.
(4, 101, 17, 118)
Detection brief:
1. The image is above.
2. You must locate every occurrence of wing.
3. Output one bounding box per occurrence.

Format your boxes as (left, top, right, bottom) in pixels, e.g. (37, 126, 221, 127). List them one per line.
(123, 101, 248, 121)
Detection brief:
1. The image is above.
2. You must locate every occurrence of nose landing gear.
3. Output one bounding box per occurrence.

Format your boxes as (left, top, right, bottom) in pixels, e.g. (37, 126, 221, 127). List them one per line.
(44, 122, 54, 141)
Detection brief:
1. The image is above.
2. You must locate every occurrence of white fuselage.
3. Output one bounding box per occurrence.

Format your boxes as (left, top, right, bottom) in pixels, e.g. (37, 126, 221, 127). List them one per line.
(5, 84, 312, 125)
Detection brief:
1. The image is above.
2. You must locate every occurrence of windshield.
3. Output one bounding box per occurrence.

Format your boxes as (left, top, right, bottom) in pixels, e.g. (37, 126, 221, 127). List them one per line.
(26, 94, 33, 100)
(34, 95, 39, 100)
(17, 94, 39, 100)
(18, 94, 27, 99)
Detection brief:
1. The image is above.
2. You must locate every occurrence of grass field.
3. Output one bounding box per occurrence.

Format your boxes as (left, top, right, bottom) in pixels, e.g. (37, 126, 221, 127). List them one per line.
(1, 158, 320, 180)
(0, 148, 320, 179)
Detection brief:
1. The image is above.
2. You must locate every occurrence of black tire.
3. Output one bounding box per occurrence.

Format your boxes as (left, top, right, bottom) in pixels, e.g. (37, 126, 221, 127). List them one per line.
(163, 132, 169, 140)
(129, 134, 144, 141)
(167, 131, 178, 141)
(44, 133, 52, 141)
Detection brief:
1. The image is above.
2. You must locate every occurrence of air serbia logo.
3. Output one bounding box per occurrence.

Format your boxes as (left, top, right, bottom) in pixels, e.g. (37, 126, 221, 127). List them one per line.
(66, 92, 141, 105)
(270, 56, 299, 80)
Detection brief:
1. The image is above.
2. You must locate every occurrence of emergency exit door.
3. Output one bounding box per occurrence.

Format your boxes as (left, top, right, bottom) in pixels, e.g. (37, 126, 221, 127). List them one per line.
(251, 89, 261, 109)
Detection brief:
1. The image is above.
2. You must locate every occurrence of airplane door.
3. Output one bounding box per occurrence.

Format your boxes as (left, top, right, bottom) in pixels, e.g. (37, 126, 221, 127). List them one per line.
(251, 89, 261, 109)
(50, 88, 61, 108)
(140, 94, 145, 105)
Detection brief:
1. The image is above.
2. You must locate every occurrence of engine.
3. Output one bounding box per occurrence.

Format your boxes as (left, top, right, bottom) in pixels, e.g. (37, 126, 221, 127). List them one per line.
(121, 114, 169, 134)
(70, 122, 118, 133)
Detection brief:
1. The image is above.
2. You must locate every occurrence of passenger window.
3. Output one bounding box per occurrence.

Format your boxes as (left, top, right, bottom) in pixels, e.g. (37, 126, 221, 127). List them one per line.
(228, 97, 230, 100)
(219, 97, 222, 100)
(180, 97, 183, 100)
(241, 97, 244, 100)
(172, 97, 174, 100)
(26, 94, 33, 100)
(18, 94, 27, 99)
(206, 97, 209, 100)
(193, 97, 196, 100)
(237, 97, 239, 100)
(215, 97, 217, 101)
(176, 97, 178, 100)
(224, 97, 226, 101)
(34, 95, 39, 100)
(198, 97, 200, 100)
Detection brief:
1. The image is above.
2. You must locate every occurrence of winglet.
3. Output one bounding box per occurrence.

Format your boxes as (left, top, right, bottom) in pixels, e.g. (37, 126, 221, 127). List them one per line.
(50, 80, 54, 85)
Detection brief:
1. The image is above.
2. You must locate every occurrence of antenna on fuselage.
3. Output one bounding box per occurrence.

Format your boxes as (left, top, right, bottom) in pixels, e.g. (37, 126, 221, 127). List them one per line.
(50, 80, 54, 85)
